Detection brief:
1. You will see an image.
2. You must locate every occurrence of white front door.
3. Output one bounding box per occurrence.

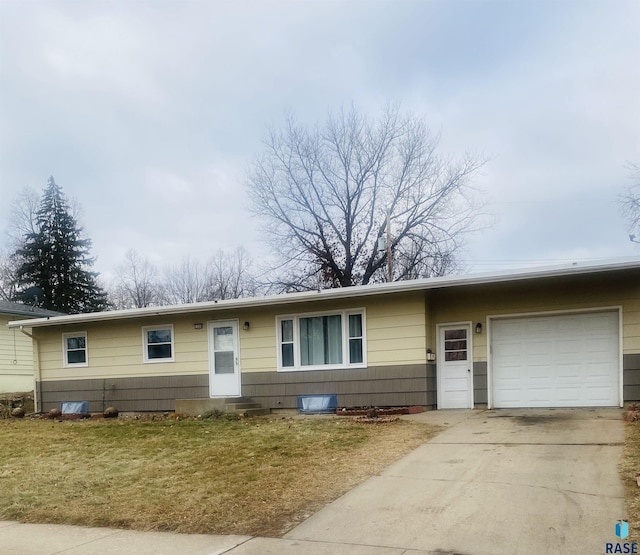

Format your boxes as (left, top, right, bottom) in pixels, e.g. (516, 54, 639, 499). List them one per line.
(438, 324, 473, 409)
(209, 320, 241, 397)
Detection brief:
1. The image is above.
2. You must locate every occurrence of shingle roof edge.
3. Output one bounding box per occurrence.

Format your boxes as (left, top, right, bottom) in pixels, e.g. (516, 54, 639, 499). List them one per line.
(7, 257, 640, 329)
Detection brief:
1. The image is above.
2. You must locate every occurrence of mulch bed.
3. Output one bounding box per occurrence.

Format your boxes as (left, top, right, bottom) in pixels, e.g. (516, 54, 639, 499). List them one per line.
(336, 406, 424, 417)
(352, 415, 401, 424)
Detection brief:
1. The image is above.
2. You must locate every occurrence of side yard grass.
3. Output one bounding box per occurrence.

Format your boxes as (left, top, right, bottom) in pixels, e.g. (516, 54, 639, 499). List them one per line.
(622, 419, 640, 542)
(0, 416, 440, 537)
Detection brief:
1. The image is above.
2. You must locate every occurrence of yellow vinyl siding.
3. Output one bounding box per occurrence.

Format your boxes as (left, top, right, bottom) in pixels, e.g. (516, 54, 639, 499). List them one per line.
(240, 293, 427, 372)
(36, 317, 211, 381)
(0, 315, 36, 392)
(34, 292, 429, 381)
(238, 312, 278, 372)
(365, 292, 426, 366)
(31, 271, 637, 383)
(431, 274, 640, 361)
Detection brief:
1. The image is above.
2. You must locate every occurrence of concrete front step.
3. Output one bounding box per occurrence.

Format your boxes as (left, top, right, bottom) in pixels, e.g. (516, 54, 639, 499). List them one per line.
(175, 397, 270, 417)
(240, 408, 271, 417)
(225, 402, 261, 411)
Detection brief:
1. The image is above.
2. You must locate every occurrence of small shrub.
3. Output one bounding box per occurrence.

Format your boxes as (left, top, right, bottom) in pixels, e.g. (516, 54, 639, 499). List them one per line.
(224, 412, 241, 421)
(202, 409, 226, 420)
(201, 409, 241, 421)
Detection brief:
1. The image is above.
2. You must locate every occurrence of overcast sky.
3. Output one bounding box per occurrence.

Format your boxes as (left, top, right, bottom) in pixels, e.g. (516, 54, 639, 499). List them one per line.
(1, 0, 638, 285)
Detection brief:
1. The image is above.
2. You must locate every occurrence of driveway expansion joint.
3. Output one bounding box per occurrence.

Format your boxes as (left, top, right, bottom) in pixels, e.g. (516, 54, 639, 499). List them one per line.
(383, 474, 626, 500)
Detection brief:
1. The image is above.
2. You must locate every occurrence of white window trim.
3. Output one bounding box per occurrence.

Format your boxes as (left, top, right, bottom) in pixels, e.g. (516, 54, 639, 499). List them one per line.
(276, 308, 367, 372)
(62, 331, 88, 368)
(142, 324, 175, 363)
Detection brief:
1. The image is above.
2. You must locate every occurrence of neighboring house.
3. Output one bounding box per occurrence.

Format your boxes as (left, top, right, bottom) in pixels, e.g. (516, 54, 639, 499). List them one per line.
(1, 301, 64, 393)
(6, 259, 640, 413)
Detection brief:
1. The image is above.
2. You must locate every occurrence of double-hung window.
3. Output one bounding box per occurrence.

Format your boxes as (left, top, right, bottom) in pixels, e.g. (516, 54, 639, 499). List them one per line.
(277, 310, 365, 371)
(63, 332, 88, 367)
(143, 325, 174, 363)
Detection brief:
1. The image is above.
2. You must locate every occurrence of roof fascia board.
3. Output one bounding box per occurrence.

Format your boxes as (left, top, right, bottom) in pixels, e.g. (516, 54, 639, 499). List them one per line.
(1, 310, 40, 318)
(8, 258, 640, 329)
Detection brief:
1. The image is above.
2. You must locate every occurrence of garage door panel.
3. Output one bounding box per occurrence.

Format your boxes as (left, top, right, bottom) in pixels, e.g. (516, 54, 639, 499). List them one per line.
(556, 388, 581, 403)
(556, 363, 581, 379)
(557, 339, 582, 354)
(587, 337, 617, 354)
(585, 360, 616, 378)
(528, 367, 552, 382)
(491, 311, 619, 408)
(587, 387, 615, 402)
(585, 313, 615, 330)
(529, 388, 553, 403)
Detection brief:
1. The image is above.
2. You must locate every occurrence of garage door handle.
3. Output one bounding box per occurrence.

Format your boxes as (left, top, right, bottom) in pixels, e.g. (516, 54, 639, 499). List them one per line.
(467, 368, 470, 372)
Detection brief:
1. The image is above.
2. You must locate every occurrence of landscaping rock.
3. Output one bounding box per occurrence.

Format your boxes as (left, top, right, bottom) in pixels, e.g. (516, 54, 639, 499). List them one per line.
(49, 408, 62, 418)
(11, 407, 25, 418)
(104, 406, 119, 418)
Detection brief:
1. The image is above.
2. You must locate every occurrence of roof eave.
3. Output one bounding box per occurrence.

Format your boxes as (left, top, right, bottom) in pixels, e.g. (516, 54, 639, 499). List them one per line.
(7, 258, 640, 329)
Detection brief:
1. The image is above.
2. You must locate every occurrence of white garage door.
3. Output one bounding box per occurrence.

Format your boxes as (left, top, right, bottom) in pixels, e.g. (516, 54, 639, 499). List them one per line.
(491, 311, 620, 408)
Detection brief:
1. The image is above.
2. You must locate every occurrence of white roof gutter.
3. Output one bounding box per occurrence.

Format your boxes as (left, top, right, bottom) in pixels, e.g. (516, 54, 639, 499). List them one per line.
(7, 258, 640, 329)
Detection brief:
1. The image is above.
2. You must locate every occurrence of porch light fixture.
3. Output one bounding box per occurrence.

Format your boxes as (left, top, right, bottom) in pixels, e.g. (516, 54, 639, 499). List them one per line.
(475, 323, 483, 334)
(193, 323, 203, 330)
(243, 321, 250, 331)
(426, 349, 436, 362)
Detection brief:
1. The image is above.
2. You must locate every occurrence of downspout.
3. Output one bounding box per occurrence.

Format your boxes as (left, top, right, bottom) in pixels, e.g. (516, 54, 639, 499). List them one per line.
(19, 326, 41, 413)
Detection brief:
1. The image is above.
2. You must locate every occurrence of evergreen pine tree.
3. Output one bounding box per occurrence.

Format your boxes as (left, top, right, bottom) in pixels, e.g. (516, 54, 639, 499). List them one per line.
(13, 176, 110, 313)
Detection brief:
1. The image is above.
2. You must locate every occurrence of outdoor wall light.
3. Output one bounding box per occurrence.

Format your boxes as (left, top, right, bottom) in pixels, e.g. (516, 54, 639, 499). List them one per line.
(193, 323, 203, 330)
(243, 321, 250, 331)
(475, 323, 483, 334)
(426, 349, 436, 362)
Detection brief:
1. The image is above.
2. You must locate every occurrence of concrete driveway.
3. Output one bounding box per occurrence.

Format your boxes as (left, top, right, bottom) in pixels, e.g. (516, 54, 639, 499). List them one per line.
(286, 408, 626, 555)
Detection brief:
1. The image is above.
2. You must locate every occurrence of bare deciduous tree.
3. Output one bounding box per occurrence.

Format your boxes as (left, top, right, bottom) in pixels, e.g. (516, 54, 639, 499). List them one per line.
(108, 248, 258, 308)
(161, 249, 257, 305)
(247, 103, 486, 290)
(622, 162, 640, 239)
(1, 187, 41, 300)
(111, 249, 160, 309)
(161, 257, 213, 305)
(0, 250, 19, 301)
(6, 186, 40, 250)
(210, 247, 257, 300)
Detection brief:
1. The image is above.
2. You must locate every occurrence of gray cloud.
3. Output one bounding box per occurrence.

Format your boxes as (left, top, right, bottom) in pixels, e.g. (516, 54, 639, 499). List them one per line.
(1, 0, 638, 283)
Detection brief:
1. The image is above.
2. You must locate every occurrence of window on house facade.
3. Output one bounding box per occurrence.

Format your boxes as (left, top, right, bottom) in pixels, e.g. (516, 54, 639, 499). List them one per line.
(143, 325, 174, 362)
(63, 332, 88, 367)
(277, 310, 365, 371)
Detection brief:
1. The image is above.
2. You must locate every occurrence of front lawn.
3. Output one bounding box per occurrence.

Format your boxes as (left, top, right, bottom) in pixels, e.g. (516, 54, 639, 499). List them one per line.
(0, 416, 439, 536)
(622, 419, 640, 542)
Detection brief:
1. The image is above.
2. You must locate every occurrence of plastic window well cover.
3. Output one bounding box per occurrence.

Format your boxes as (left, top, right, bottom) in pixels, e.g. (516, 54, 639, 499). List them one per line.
(297, 394, 338, 413)
(61, 401, 89, 414)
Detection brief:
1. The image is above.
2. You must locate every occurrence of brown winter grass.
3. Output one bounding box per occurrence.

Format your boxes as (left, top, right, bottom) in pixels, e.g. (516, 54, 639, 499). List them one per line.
(622, 419, 640, 542)
(0, 416, 440, 537)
